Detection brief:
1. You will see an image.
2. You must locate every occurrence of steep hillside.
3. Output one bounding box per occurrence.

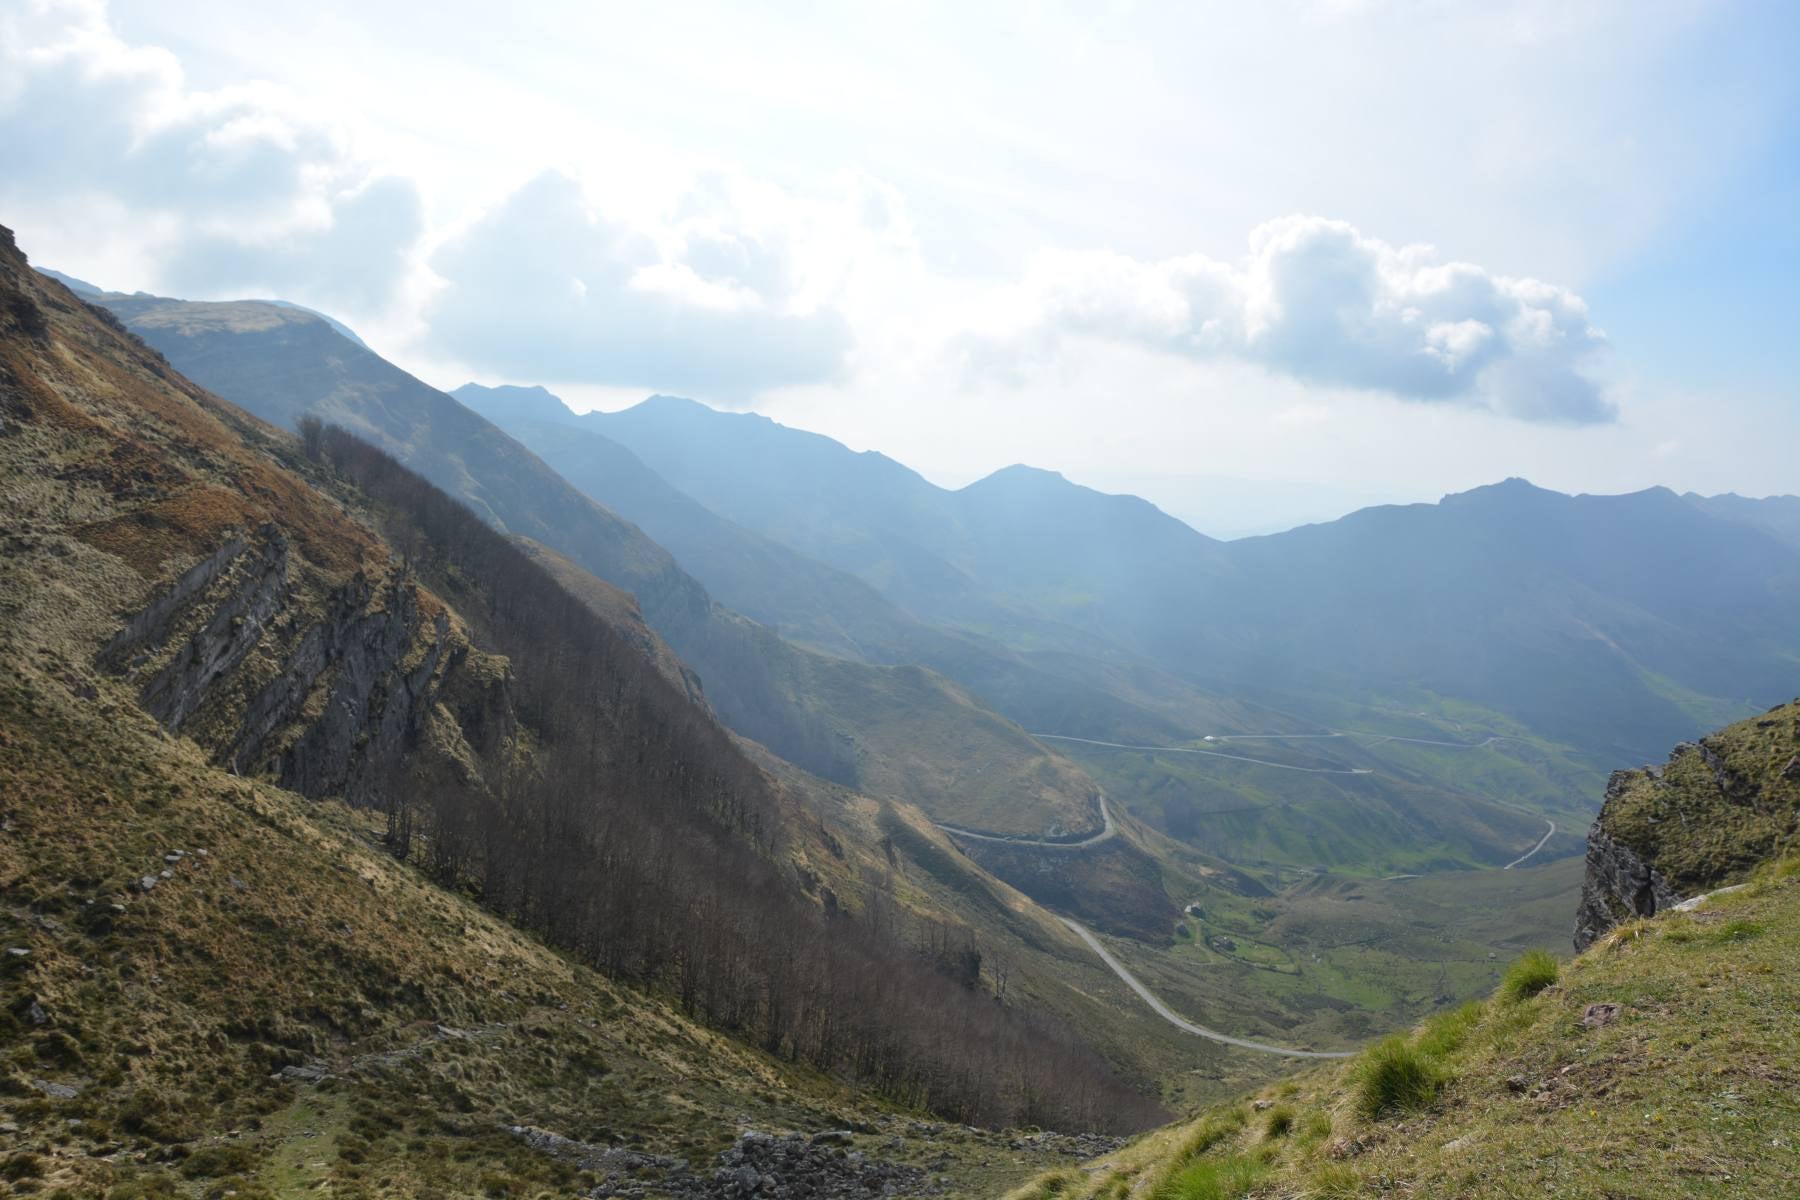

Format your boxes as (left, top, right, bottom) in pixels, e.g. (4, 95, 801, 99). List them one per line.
(1, 640, 1051, 1197)
(1010, 707, 1800, 1200)
(100, 294, 711, 633)
(1575, 697, 1799, 949)
(94, 290, 1104, 839)
(0, 225, 1174, 1175)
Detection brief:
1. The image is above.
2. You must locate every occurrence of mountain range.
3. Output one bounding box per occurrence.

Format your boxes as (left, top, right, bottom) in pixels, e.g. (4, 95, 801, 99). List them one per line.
(80, 283, 1800, 886)
(8, 225, 1798, 1197)
(458, 384, 1800, 767)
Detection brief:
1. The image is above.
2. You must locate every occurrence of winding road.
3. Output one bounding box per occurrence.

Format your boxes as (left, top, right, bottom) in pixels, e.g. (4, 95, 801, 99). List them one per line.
(1502, 819, 1556, 870)
(935, 794, 1118, 849)
(933, 728, 1559, 1056)
(1061, 918, 1353, 1059)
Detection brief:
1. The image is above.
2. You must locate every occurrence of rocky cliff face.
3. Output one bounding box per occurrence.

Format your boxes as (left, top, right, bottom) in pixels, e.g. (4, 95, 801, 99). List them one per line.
(0, 237, 519, 820)
(1572, 795, 1683, 951)
(98, 518, 510, 812)
(1575, 699, 1800, 950)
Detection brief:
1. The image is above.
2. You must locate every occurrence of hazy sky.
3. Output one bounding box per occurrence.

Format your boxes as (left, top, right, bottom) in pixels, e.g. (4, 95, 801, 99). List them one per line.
(3, 0, 1795, 534)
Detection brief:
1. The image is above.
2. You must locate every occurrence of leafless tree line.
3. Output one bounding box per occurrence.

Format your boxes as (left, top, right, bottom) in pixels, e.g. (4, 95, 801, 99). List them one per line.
(311, 426, 1165, 1134)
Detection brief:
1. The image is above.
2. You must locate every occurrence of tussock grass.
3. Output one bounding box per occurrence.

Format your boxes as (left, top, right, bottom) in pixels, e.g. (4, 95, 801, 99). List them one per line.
(1261, 1104, 1296, 1139)
(1415, 1000, 1484, 1059)
(1496, 949, 1559, 1003)
(1172, 1106, 1247, 1162)
(1600, 917, 1656, 951)
(1352, 1035, 1442, 1118)
(1016, 1169, 1082, 1198)
(1152, 1153, 1268, 1200)
(1309, 1163, 1364, 1199)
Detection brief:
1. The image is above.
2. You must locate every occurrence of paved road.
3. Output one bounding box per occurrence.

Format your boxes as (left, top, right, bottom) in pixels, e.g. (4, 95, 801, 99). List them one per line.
(935, 794, 1118, 849)
(1061, 918, 1353, 1059)
(1502, 819, 1556, 870)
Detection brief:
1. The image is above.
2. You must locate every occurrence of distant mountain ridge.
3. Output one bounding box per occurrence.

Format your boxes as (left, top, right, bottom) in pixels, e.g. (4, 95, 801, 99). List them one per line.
(480, 387, 1799, 767)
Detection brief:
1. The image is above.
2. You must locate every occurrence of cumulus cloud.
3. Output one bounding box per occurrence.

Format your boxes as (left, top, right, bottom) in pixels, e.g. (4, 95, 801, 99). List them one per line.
(425, 171, 851, 396)
(992, 216, 1613, 424)
(0, 0, 420, 311)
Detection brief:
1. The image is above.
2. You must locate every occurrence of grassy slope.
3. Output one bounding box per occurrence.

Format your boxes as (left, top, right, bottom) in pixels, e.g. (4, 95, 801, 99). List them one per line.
(0, 639, 1085, 1198)
(1008, 857, 1800, 1200)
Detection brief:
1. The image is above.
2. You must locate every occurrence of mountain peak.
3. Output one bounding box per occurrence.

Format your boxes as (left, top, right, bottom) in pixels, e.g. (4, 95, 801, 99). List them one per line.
(453, 382, 581, 427)
(638, 393, 718, 415)
(965, 463, 1070, 492)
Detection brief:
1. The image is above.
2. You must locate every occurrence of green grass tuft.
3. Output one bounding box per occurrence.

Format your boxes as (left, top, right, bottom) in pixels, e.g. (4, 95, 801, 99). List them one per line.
(1497, 949, 1560, 1003)
(1353, 1035, 1442, 1119)
(1153, 1154, 1269, 1200)
(1309, 1163, 1364, 1199)
(1297, 1110, 1332, 1148)
(1017, 1169, 1082, 1198)
(1415, 1000, 1485, 1059)
(1262, 1104, 1296, 1138)
(1171, 1107, 1247, 1163)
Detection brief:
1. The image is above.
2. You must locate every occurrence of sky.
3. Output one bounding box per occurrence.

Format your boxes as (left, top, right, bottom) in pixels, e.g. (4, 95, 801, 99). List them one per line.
(2, 0, 1795, 536)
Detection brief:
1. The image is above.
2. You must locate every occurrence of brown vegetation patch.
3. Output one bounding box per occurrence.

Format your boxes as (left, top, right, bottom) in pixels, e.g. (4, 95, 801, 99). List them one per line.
(74, 485, 262, 577)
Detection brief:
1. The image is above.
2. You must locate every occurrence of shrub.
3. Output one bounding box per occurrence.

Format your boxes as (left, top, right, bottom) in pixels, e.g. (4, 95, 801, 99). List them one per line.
(179, 1144, 258, 1179)
(1497, 950, 1559, 1003)
(2, 1152, 45, 1181)
(1353, 1036, 1441, 1118)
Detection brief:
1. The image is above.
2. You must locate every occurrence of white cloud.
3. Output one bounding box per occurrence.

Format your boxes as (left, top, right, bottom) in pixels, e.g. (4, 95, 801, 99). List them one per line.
(424, 171, 852, 397)
(8, 0, 1794, 505)
(0, 0, 420, 312)
(978, 216, 1613, 424)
